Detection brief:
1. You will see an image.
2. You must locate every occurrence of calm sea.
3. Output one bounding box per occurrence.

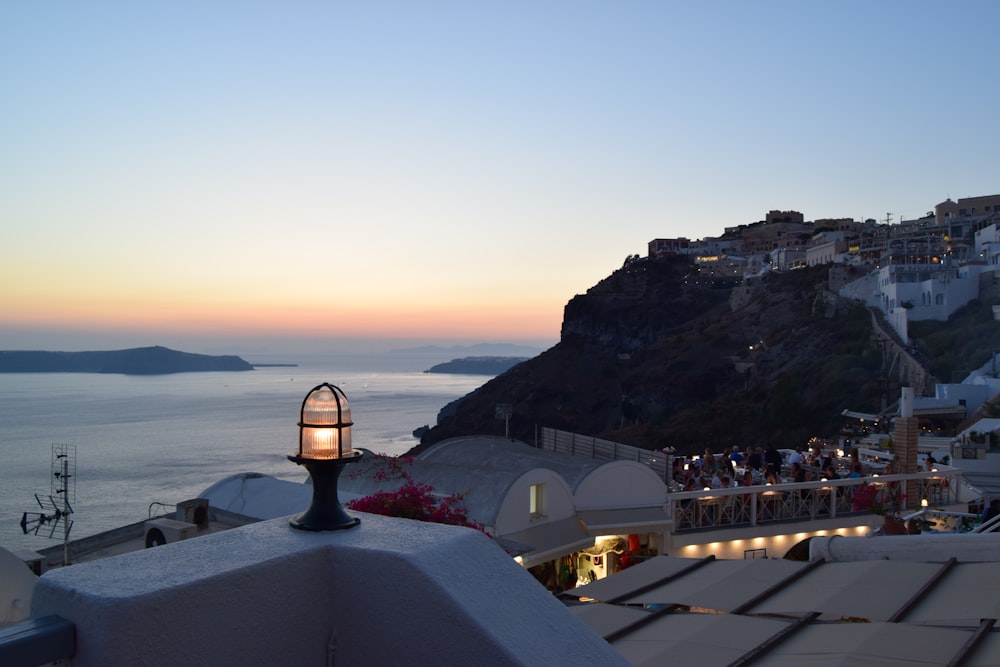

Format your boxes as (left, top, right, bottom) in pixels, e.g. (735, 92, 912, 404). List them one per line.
(0, 352, 491, 554)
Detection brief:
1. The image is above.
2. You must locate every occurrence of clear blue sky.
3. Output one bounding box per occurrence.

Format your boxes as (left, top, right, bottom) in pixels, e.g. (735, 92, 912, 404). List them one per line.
(1, 1, 997, 353)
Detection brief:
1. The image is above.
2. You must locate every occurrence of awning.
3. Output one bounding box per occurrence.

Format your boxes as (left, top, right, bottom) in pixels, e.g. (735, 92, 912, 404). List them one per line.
(603, 557, 805, 610)
(753, 559, 941, 620)
(569, 607, 788, 666)
(841, 409, 880, 420)
(561, 555, 704, 602)
(500, 516, 593, 567)
(576, 611, 1000, 667)
(857, 446, 894, 461)
(566, 555, 1000, 665)
(896, 562, 1000, 626)
(577, 507, 672, 535)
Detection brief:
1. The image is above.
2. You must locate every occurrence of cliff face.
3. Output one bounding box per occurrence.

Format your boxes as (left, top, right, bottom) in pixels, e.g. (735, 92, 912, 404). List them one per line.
(418, 256, 884, 456)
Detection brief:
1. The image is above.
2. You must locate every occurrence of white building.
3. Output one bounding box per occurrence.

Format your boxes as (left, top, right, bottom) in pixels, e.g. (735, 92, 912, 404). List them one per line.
(203, 437, 672, 572)
(805, 230, 847, 266)
(841, 218, 998, 343)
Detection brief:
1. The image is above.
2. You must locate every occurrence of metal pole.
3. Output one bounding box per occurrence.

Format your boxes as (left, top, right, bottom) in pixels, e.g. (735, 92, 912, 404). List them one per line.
(62, 456, 70, 566)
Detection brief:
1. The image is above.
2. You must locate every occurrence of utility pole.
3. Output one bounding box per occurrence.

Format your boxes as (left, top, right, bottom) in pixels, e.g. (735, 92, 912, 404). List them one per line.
(495, 403, 512, 438)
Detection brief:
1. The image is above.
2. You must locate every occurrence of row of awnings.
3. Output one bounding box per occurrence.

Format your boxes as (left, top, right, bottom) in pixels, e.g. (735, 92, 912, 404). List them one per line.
(563, 555, 1000, 666)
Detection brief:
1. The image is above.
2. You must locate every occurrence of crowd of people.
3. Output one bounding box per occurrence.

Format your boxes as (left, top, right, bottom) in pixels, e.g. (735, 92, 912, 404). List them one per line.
(672, 443, 867, 491)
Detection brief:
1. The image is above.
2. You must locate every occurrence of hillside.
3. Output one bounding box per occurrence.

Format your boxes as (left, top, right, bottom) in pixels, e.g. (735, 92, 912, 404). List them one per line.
(0, 346, 254, 375)
(909, 298, 1000, 383)
(417, 256, 886, 456)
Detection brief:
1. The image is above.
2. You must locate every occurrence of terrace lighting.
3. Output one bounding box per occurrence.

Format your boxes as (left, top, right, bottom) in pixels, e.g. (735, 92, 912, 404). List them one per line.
(287, 382, 361, 531)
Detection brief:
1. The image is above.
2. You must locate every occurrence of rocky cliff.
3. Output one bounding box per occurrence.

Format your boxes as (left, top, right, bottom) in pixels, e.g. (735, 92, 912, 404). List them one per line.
(417, 256, 884, 456)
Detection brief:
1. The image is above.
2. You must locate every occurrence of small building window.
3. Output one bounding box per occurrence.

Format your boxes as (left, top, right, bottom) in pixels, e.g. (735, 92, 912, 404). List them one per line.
(529, 483, 545, 519)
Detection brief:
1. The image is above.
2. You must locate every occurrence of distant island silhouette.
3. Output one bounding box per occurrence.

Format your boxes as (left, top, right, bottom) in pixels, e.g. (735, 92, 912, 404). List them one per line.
(425, 356, 528, 375)
(0, 345, 254, 375)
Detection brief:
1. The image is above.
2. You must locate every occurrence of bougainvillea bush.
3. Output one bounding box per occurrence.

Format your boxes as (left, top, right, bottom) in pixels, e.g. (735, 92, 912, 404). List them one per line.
(345, 454, 483, 531)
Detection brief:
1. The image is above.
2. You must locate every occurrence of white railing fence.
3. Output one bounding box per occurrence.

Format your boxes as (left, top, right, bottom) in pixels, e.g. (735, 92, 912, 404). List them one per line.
(666, 469, 963, 533)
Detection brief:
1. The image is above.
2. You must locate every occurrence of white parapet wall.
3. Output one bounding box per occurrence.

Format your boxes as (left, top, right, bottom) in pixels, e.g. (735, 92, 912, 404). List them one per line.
(31, 513, 627, 667)
(810, 533, 1000, 563)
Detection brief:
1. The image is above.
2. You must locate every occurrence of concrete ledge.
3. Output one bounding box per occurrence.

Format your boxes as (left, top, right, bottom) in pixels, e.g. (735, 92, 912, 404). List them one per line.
(32, 513, 627, 666)
(810, 533, 1000, 562)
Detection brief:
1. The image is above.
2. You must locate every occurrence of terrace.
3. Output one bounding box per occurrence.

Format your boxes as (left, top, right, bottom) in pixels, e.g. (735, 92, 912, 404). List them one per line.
(667, 468, 963, 533)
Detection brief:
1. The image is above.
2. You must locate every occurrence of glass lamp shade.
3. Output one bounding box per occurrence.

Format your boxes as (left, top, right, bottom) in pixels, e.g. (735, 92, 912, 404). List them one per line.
(298, 383, 353, 460)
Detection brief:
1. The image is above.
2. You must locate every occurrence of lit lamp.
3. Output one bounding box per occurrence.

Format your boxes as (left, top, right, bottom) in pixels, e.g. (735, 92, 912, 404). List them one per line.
(288, 382, 361, 531)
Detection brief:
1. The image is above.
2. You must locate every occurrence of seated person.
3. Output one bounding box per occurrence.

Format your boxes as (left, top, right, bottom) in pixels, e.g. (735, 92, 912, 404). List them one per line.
(765, 464, 780, 485)
(730, 446, 744, 465)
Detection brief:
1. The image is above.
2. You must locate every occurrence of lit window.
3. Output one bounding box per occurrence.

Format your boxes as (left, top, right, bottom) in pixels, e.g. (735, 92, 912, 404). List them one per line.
(529, 483, 545, 519)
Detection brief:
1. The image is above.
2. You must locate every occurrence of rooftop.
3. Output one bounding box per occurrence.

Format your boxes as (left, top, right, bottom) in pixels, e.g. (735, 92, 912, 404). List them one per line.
(565, 546, 1000, 665)
(24, 512, 627, 666)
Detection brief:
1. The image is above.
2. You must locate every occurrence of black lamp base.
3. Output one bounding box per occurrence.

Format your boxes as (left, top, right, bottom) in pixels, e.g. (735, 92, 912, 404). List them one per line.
(288, 453, 361, 531)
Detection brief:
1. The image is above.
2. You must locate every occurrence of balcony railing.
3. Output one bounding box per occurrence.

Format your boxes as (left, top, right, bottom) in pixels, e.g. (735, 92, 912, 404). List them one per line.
(667, 469, 963, 533)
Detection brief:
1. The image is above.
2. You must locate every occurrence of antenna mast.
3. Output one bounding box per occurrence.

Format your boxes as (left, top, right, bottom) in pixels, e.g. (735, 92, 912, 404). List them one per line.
(20, 444, 77, 565)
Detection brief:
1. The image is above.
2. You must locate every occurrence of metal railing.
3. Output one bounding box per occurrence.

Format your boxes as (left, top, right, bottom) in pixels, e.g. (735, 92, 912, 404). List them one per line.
(667, 469, 963, 533)
(0, 615, 75, 667)
(537, 427, 669, 481)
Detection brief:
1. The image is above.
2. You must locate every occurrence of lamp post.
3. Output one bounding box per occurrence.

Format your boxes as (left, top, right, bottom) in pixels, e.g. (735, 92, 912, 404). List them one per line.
(288, 382, 361, 531)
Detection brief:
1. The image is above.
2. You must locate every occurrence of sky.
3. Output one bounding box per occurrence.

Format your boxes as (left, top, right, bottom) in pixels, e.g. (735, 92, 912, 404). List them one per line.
(2, 1, 998, 355)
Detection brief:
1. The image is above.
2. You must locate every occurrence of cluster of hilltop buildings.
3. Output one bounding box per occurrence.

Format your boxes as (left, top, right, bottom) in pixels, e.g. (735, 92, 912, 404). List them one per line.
(650, 193, 1000, 343)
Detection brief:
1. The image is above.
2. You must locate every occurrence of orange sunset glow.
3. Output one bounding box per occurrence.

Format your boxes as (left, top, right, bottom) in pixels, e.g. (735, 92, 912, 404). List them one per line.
(3, 3, 997, 354)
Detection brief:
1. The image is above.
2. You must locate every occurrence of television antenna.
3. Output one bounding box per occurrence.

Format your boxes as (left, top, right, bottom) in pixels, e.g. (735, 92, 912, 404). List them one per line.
(20, 444, 77, 565)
